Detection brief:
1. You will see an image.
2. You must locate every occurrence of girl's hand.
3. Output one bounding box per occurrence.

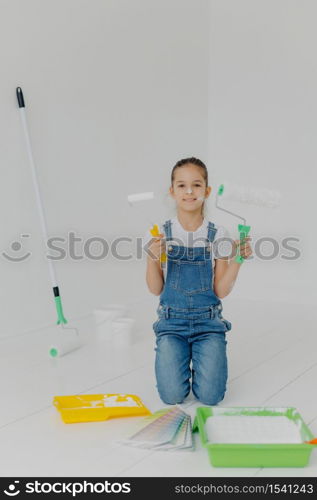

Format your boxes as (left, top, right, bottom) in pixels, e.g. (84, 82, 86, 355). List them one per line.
(147, 234, 166, 261)
(234, 236, 252, 260)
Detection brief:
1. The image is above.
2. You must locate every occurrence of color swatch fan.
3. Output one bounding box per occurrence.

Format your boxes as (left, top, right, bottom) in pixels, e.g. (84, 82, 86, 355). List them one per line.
(119, 406, 193, 451)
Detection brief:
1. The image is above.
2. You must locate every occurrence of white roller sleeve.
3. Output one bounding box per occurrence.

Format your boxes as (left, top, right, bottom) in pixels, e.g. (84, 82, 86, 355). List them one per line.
(127, 191, 154, 203)
(19, 107, 57, 287)
(49, 332, 81, 357)
(220, 182, 281, 208)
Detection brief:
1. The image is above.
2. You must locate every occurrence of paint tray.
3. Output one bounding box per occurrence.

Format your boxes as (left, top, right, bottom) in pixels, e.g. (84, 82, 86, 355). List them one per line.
(53, 393, 151, 423)
(193, 406, 317, 467)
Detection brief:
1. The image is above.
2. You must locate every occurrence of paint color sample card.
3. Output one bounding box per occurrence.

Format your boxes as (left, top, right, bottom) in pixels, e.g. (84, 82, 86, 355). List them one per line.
(119, 407, 193, 451)
(155, 414, 193, 451)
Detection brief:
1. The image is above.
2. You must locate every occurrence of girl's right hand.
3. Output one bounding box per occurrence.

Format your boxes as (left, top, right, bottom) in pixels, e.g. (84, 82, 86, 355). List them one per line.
(148, 234, 166, 260)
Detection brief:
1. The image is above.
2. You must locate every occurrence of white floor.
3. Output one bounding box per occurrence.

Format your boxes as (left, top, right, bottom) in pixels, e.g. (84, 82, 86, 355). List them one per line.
(1, 296, 317, 477)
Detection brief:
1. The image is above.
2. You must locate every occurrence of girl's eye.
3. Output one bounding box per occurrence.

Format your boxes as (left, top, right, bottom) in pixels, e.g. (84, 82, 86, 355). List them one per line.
(177, 184, 202, 188)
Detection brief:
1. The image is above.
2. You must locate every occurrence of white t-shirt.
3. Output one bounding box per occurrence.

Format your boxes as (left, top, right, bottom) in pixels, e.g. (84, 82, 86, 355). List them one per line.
(143, 217, 233, 281)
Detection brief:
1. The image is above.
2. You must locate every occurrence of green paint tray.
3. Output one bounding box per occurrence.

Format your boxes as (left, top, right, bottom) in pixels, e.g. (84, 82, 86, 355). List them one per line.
(193, 406, 317, 468)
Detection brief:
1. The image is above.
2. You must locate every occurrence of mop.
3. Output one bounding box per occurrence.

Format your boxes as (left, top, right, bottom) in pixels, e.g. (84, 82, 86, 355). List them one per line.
(16, 87, 81, 357)
(215, 182, 281, 262)
(127, 191, 167, 263)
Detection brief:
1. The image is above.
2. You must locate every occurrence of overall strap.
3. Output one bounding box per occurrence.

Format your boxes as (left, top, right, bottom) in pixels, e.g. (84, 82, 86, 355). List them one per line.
(163, 219, 173, 241)
(206, 222, 217, 243)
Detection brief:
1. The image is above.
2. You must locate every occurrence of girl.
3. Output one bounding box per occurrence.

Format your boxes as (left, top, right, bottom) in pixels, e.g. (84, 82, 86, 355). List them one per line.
(145, 157, 252, 405)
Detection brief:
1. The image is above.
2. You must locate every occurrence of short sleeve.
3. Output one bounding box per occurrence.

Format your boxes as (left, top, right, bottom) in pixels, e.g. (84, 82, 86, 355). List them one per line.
(213, 226, 234, 259)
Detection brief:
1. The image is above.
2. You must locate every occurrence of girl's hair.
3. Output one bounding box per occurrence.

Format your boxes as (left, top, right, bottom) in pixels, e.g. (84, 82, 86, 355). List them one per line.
(171, 157, 209, 216)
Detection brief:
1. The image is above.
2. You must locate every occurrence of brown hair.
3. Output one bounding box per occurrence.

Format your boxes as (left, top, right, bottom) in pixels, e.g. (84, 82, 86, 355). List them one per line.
(171, 157, 209, 216)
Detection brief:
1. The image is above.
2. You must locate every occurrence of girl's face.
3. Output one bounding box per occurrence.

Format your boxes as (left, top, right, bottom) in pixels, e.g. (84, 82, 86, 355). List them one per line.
(169, 165, 211, 212)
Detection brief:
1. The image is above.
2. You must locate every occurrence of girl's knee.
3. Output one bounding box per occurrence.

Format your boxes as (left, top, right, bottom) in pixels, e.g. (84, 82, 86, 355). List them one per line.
(160, 394, 186, 405)
(198, 392, 226, 406)
(192, 386, 226, 406)
(157, 384, 190, 405)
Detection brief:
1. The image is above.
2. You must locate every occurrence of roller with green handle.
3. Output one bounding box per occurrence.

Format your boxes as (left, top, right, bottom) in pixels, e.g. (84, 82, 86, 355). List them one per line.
(16, 87, 81, 356)
(215, 182, 281, 263)
(236, 224, 251, 263)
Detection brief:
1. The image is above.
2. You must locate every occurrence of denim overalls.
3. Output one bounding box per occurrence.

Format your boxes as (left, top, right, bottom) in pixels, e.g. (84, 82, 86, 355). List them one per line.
(152, 219, 232, 405)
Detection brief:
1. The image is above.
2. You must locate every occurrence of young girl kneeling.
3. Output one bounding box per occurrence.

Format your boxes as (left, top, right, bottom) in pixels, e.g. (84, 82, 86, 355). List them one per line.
(144, 157, 252, 405)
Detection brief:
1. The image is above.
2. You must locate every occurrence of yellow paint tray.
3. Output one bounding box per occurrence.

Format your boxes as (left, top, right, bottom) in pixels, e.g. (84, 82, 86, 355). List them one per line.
(53, 393, 151, 423)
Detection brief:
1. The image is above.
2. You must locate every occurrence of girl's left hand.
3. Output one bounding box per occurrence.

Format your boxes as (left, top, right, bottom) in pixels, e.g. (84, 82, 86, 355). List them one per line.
(235, 236, 253, 260)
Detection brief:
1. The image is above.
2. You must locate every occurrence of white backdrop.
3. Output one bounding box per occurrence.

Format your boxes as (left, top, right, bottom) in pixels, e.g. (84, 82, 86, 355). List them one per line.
(0, 0, 209, 336)
(208, 0, 317, 306)
(0, 0, 315, 338)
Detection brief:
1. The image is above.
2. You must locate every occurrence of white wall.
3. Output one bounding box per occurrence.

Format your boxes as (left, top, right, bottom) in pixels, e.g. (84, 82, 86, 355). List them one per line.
(0, 0, 209, 336)
(1, 0, 316, 339)
(208, 0, 317, 305)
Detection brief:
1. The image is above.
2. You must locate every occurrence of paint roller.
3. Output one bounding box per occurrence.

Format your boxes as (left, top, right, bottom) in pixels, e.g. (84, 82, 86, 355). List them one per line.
(127, 191, 166, 263)
(215, 182, 281, 263)
(16, 87, 82, 357)
(48, 326, 81, 358)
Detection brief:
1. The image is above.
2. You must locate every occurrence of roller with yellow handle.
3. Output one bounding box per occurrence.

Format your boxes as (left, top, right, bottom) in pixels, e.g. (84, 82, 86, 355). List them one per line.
(127, 191, 167, 265)
(149, 223, 167, 263)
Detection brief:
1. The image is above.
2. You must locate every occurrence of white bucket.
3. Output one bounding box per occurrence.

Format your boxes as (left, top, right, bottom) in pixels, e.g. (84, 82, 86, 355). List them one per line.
(94, 304, 128, 324)
(94, 304, 128, 339)
(111, 318, 135, 348)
